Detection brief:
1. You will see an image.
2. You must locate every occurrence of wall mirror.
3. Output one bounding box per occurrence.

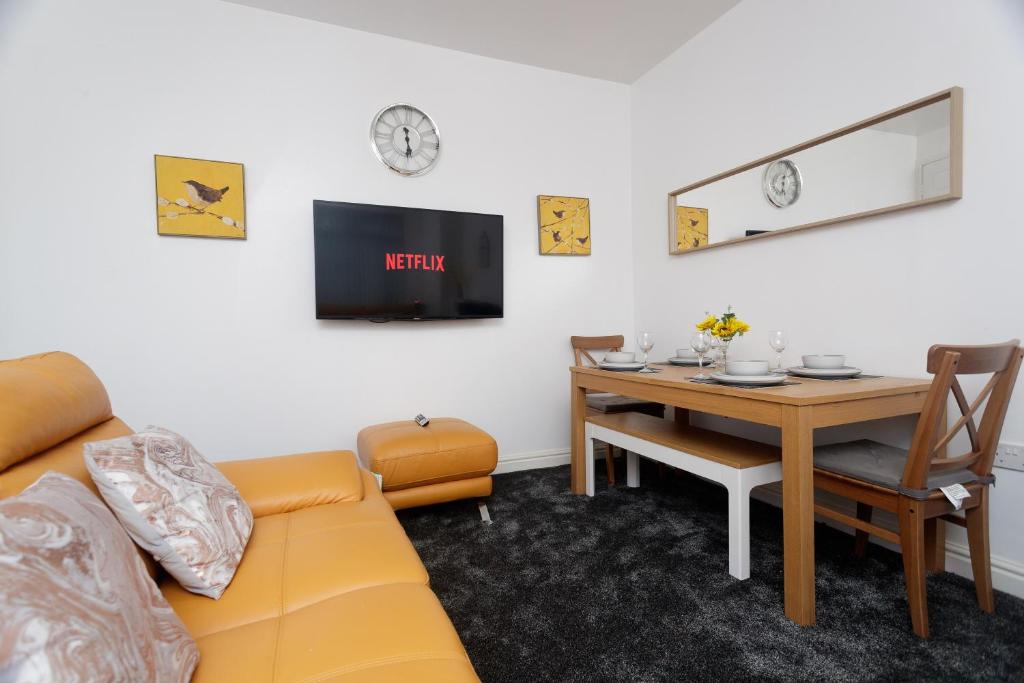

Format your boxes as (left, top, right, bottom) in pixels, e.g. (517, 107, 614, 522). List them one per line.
(669, 87, 962, 254)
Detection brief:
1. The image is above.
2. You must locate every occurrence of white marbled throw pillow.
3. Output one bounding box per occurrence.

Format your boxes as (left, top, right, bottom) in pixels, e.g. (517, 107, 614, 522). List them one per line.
(84, 426, 253, 599)
(0, 472, 199, 683)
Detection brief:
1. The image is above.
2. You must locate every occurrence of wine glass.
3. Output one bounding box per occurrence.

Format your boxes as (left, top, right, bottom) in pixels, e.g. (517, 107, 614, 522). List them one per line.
(690, 331, 712, 379)
(769, 330, 788, 373)
(708, 335, 723, 370)
(636, 331, 655, 373)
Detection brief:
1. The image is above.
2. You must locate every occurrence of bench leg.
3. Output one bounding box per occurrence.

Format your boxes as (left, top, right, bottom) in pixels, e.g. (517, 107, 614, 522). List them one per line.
(727, 477, 751, 580)
(626, 450, 639, 488)
(585, 427, 595, 497)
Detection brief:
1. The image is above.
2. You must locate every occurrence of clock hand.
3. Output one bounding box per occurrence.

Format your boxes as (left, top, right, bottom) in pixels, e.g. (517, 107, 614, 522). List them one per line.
(403, 127, 412, 157)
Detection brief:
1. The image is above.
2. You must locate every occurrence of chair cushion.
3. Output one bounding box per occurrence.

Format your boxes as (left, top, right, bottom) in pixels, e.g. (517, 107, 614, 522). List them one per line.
(814, 439, 990, 499)
(0, 472, 198, 682)
(84, 426, 253, 599)
(585, 394, 663, 416)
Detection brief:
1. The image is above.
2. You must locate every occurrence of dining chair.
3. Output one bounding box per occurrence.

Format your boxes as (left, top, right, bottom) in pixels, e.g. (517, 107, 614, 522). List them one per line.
(812, 340, 1024, 637)
(571, 335, 665, 485)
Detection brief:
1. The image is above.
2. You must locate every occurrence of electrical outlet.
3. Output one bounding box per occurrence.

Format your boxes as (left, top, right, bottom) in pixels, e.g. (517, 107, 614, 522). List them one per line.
(994, 442, 1024, 472)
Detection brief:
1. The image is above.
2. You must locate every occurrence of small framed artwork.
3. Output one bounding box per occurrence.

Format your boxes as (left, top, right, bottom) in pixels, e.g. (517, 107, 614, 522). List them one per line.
(154, 155, 246, 239)
(672, 205, 708, 253)
(538, 195, 590, 255)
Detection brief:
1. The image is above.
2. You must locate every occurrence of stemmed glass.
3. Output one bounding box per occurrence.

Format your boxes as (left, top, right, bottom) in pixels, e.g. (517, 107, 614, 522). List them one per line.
(769, 330, 788, 374)
(636, 331, 655, 373)
(690, 331, 712, 379)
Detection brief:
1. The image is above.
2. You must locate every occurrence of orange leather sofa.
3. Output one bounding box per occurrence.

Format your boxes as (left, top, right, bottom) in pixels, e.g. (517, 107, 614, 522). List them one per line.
(0, 352, 479, 682)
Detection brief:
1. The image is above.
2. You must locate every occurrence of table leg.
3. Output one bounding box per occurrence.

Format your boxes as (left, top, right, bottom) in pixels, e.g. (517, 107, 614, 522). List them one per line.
(781, 404, 816, 626)
(570, 374, 587, 494)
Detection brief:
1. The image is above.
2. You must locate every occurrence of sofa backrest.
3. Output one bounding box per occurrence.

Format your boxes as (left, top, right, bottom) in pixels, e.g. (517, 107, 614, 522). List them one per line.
(0, 351, 160, 577)
(0, 352, 128, 496)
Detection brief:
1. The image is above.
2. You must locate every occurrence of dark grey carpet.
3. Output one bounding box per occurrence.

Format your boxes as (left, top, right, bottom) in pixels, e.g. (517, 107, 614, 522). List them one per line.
(397, 461, 1024, 682)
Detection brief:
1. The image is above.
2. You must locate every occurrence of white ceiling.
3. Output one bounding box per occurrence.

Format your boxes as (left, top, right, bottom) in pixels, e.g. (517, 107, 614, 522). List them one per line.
(223, 0, 739, 83)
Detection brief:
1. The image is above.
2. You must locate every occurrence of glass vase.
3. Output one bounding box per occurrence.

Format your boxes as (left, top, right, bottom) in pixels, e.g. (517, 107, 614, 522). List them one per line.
(716, 338, 732, 370)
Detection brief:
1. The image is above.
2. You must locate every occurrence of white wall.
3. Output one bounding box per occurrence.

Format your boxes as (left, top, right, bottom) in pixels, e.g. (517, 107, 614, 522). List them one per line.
(631, 0, 1024, 575)
(0, 0, 633, 464)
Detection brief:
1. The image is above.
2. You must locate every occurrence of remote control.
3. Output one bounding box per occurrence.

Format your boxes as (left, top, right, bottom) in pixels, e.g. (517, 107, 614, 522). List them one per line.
(414, 414, 430, 427)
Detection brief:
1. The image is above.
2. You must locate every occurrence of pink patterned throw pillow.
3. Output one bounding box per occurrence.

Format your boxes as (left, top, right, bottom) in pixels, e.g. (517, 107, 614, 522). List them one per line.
(0, 472, 199, 682)
(84, 426, 253, 599)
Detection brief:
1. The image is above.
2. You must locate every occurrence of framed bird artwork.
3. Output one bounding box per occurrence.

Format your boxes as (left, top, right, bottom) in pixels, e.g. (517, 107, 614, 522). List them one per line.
(154, 155, 246, 239)
(673, 205, 708, 253)
(537, 195, 590, 256)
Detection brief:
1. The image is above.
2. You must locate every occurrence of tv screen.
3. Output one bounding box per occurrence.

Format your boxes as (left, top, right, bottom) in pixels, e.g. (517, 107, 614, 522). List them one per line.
(314, 200, 503, 320)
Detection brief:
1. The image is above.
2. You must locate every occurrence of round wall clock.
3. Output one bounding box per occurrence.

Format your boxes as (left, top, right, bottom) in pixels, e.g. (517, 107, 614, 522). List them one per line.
(369, 103, 440, 177)
(762, 158, 802, 207)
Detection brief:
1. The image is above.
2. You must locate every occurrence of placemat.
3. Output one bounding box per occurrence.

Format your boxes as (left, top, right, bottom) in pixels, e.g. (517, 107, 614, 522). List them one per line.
(689, 378, 800, 388)
(790, 374, 883, 381)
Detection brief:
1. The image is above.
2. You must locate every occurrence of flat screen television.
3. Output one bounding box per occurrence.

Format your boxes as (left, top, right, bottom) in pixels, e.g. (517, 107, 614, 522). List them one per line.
(313, 200, 503, 320)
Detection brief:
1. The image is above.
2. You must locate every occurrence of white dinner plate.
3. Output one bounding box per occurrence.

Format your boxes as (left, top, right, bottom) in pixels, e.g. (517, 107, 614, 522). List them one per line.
(787, 366, 862, 378)
(667, 356, 702, 366)
(710, 372, 788, 386)
(599, 361, 646, 371)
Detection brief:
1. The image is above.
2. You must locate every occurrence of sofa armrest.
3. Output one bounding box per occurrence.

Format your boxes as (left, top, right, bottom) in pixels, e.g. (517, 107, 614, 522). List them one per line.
(217, 450, 365, 517)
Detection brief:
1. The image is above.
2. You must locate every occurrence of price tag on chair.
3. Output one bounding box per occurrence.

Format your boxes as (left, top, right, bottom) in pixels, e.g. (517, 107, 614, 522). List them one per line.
(939, 483, 971, 510)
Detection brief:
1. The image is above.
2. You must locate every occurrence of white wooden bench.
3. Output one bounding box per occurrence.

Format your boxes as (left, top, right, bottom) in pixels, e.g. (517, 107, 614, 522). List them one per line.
(584, 412, 782, 580)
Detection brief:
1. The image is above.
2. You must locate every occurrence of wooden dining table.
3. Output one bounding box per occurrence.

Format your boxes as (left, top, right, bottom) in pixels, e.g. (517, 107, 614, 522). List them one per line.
(569, 362, 935, 626)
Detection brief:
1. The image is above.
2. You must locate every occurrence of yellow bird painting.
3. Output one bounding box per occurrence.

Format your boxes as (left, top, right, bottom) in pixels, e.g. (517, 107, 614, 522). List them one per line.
(154, 155, 246, 239)
(675, 205, 708, 252)
(538, 195, 590, 256)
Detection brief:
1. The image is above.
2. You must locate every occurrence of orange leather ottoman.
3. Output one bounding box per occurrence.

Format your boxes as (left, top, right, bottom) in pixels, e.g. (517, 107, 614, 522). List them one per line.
(357, 418, 497, 511)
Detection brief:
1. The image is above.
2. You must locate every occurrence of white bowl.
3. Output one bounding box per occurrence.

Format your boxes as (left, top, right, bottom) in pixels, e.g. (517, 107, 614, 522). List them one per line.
(676, 348, 697, 359)
(725, 360, 770, 376)
(802, 354, 845, 369)
(604, 351, 635, 363)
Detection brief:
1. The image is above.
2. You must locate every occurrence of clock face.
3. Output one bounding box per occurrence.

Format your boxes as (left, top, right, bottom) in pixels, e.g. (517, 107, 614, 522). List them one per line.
(370, 104, 440, 176)
(763, 159, 802, 207)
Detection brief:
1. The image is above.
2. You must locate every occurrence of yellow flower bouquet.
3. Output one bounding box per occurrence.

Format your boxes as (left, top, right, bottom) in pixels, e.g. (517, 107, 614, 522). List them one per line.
(695, 307, 750, 341)
(695, 307, 750, 368)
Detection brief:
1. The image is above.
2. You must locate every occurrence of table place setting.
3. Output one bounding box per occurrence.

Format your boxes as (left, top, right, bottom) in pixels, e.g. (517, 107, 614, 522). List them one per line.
(596, 332, 661, 373)
(666, 348, 703, 366)
(691, 359, 802, 388)
(786, 355, 881, 380)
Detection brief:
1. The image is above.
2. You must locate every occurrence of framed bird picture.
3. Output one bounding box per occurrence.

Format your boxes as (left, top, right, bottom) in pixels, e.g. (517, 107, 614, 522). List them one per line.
(537, 195, 590, 256)
(673, 205, 708, 253)
(154, 155, 246, 239)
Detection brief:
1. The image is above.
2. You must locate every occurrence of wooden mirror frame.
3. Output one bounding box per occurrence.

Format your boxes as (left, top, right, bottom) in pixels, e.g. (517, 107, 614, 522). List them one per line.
(667, 86, 963, 255)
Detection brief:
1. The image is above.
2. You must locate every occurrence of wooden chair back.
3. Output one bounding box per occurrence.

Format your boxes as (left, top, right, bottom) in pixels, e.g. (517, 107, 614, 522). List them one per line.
(571, 335, 625, 368)
(902, 340, 1024, 489)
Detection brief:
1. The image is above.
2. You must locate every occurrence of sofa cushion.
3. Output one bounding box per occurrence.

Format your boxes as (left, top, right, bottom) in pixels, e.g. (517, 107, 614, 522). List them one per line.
(0, 352, 113, 472)
(161, 498, 429, 638)
(0, 472, 198, 682)
(190, 584, 477, 683)
(84, 426, 253, 599)
(357, 418, 497, 491)
(217, 450, 364, 517)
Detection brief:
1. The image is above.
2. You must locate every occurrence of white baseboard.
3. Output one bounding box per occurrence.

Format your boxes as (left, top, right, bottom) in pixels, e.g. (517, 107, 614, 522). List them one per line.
(751, 483, 1024, 600)
(494, 448, 570, 474)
